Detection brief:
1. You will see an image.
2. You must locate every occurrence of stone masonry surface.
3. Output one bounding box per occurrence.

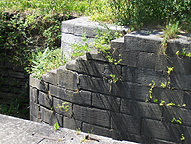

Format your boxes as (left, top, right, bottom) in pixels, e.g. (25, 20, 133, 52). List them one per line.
(30, 17, 191, 144)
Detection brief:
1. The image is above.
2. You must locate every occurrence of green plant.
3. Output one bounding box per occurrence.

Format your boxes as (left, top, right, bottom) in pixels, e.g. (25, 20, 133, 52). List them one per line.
(181, 134, 185, 141)
(27, 48, 65, 79)
(56, 102, 69, 112)
(167, 102, 175, 107)
(146, 80, 155, 102)
(167, 66, 174, 75)
(171, 117, 182, 125)
(71, 33, 92, 58)
(160, 100, 166, 106)
(161, 82, 167, 88)
(76, 128, 81, 135)
(54, 122, 59, 131)
(161, 22, 179, 54)
(109, 74, 119, 84)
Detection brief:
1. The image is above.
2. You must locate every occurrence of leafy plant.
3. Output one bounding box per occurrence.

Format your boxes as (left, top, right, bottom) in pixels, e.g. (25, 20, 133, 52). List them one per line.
(76, 128, 81, 135)
(167, 66, 174, 75)
(181, 134, 185, 141)
(171, 117, 182, 125)
(56, 102, 69, 112)
(146, 80, 155, 102)
(54, 122, 60, 131)
(27, 48, 65, 79)
(167, 102, 175, 107)
(160, 100, 166, 106)
(109, 74, 119, 84)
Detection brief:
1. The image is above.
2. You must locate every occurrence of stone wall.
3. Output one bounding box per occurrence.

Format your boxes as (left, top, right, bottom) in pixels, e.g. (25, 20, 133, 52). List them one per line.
(30, 24, 191, 143)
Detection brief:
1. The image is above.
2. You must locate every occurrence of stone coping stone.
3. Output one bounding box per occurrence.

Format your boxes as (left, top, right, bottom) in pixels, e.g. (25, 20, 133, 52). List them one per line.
(0, 114, 138, 144)
(62, 17, 129, 38)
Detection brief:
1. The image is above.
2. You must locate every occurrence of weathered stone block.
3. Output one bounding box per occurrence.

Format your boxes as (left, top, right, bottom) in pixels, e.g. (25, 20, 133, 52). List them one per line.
(152, 88, 184, 106)
(78, 74, 110, 94)
(30, 87, 38, 103)
(73, 104, 110, 127)
(40, 106, 63, 127)
(38, 91, 52, 109)
(124, 34, 162, 53)
(170, 57, 191, 75)
(170, 73, 191, 91)
(92, 93, 120, 112)
(134, 101, 162, 120)
(86, 49, 108, 62)
(184, 126, 191, 144)
(183, 91, 191, 108)
(53, 97, 72, 118)
(111, 37, 124, 50)
(111, 112, 140, 135)
(142, 119, 183, 142)
(66, 58, 121, 78)
(29, 75, 48, 92)
(72, 90, 91, 106)
(122, 67, 168, 86)
(30, 101, 40, 119)
(30, 114, 41, 123)
(166, 40, 191, 57)
(42, 69, 57, 85)
(82, 122, 112, 138)
(137, 52, 156, 69)
(57, 66, 78, 91)
(63, 117, 82, 130)
(120, 100, 162, 120)
(163, 106, 191, 126)
(111, 49, 138, 66)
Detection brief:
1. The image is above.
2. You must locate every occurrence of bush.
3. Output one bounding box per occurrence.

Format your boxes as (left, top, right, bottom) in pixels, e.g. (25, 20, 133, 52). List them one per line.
(108, 0, 191, 31)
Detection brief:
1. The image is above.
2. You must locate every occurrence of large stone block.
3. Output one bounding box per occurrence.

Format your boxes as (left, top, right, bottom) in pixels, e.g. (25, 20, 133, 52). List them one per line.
(152, 88, 184, 106)
(30, 87, 38, 103)
(63, 117, 82, 130)
(183, 91, 191, 108)
(53, 97, 73, 118)
(137, 52, 156, 69)
(82, 122, 112, 138)
(166, 40, 191, 57)
(66, 58, 121, 78)
(38, 91, 52, 109)
(111, 48, 138, 66)
(124, 33, 162, 53)
(163, 106, 191, 126)
(120, 100, 162, 120)
(42, 69, 57, 85)
(166, 56, 191, 75)
(86, 49, 108, 62)
(111, 37, 124, 50)
(92, 93, 120, 112)
(30, 101, 40, 119)
(73, 104, 110, 127)
(57, 66, 78, 91)
(122, 67, 168, 86)
(29, 75, 48, 92)
(40, 106, 63, 127)
(170, 73, 191, 91)
(111, 112, 140, 135)
(78, 74, 110, 94)
(184, 126, 191, 144)
(142, 119, 183, 142)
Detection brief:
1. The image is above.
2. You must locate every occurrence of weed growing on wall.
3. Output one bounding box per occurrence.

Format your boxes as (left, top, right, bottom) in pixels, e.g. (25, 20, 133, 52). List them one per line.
(27, 48, 66, 79)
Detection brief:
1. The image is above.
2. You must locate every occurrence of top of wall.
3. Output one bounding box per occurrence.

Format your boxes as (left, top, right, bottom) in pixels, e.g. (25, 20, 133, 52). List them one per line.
(62, 17, 129, 38)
